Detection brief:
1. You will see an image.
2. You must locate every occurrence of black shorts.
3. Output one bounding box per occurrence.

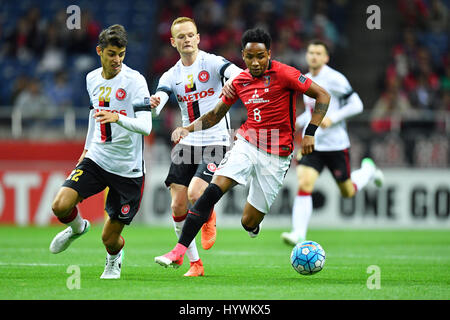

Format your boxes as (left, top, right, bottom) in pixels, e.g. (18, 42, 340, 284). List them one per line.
(297, 149, 351, 182)
(165, 144, 228, 187)
(62, 158, 144, 225)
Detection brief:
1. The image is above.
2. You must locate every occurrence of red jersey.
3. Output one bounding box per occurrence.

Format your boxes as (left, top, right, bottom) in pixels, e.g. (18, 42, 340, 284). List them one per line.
(222, 60, 312, 156)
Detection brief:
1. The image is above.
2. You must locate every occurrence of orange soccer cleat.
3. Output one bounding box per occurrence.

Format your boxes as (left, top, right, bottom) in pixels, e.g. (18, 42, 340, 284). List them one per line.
(201, 210, 216, 250)
(183, 259, 204, 277)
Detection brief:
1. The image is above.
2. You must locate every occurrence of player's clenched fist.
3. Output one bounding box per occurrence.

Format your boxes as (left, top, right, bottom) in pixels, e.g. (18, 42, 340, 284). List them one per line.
(150, 95, 161, 109)
(301, 135, 315, 155)
(94, 110, 119, 124)
(171, 127, 189, 144)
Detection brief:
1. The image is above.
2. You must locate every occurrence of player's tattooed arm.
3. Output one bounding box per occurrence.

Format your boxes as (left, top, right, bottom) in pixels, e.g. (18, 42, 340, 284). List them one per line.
(313, 102, 329, 118)
(171, 100, 232, 143)
(187, 100, 232, 132)
(305, 81, 330, 127)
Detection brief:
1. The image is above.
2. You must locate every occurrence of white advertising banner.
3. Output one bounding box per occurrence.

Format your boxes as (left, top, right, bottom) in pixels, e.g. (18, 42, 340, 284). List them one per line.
(138, 166, 450, 229)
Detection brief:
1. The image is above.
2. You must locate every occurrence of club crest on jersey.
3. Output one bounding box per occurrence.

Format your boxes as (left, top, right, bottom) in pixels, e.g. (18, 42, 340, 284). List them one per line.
(121, 204, 130, 215)
(116, 88, 126, 100)
(264, 75, 270, 87)
(198, 70, 210, 83)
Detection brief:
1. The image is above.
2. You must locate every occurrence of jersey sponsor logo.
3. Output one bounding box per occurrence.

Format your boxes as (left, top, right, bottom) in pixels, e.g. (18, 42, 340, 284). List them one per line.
(176, 88, 215, 103)
(116, 88, 126, 100)
(198, 70, 210, 83)
(94, 108, 128, 116)
(121, 204, 130, 215)
(244, 89, 270, 105)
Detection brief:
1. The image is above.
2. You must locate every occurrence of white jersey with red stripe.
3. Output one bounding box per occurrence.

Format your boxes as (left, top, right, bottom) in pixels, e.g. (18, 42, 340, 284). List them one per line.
(302, 64, 363, 151)
(156, 50, 233, 146)
(84, 64, 151, 178)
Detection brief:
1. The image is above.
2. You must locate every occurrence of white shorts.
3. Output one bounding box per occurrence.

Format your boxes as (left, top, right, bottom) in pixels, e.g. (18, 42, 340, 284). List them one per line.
(215, 136, 292, 214)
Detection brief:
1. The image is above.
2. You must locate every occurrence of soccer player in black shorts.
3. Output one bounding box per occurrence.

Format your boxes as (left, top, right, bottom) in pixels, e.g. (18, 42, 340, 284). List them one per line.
(49, 25, 152, 279)
(149, 17, 242, 276)
(281, 40, 385, 246)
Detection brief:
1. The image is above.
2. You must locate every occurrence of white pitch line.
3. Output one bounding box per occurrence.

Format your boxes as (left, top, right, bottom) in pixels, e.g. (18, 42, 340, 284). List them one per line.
(0, 262, 142, 267)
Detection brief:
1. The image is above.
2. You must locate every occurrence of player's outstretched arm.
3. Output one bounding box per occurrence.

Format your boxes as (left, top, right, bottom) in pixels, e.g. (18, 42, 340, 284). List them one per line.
(171, 100, 232, 143)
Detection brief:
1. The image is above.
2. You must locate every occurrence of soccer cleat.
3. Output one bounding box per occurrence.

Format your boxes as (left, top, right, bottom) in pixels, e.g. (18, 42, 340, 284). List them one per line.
(281, 232, 303, 246)
(183, 259, 204, 277)
(373, 169, 384, 188)
(362, 157, 384, 188)
(248, 225, 260, 238)
(155, 250, 184, 269)
(100, 250, 124, 279)
(361, 157, 376, 170)
(49, 220, 90, 254)
(201, 210, 217, 250)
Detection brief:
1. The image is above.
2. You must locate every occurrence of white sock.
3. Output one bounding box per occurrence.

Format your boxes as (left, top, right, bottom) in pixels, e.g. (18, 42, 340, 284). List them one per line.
(291, 192, 313, 241)
(173, 214, 199, 263)
(107, 249, 122, 260)
(65, 208, 85, 234)
(351, 161, 376, 192)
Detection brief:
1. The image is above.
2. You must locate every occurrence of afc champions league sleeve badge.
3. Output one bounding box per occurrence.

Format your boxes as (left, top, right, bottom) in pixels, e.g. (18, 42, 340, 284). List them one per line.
(198, 70, 210, 83)
(116, 88, 127, 100)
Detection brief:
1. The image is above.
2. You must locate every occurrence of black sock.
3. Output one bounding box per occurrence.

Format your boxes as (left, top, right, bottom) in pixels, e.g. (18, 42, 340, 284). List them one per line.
(178, 183, 224, 247)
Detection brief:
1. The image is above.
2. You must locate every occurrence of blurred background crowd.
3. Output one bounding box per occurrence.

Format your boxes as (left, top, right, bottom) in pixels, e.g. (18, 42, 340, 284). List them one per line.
(0, 0, 448, 167)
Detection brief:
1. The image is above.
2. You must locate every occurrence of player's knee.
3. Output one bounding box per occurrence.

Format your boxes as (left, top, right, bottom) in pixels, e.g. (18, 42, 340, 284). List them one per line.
(171, 201, 187, 216)
(298, 179, 314, 194)
(187, 190, 202, 205)
(51, 197, 71, 217)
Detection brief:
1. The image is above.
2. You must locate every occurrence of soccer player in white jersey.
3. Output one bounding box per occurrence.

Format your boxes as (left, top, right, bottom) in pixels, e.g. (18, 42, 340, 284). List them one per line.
(281, 40, 385, 246)
(49, 25, 152, 279)
(150, 17, 242, 277)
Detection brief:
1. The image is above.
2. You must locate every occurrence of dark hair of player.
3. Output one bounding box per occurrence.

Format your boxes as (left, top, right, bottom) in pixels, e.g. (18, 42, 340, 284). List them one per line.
(241, 28, 271, 50)
(307, 39, 329, 55)
(98, 24, 128, 49)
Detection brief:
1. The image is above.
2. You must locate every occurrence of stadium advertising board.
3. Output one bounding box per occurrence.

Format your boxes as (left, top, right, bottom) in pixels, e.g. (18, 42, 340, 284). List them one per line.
(140, 166, 450, 229)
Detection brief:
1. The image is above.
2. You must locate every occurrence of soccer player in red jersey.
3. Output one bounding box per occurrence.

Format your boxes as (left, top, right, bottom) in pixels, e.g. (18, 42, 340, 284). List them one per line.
(155, 28, 330, 269)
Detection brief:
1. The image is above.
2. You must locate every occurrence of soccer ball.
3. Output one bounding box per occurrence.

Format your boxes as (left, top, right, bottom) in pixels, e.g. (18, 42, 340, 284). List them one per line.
(290, 240, 326, 275)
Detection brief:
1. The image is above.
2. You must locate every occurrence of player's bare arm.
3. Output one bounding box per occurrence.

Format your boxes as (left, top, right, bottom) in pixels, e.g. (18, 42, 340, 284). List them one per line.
(301, 81, 330, 155)
(171, 100, 232, 143)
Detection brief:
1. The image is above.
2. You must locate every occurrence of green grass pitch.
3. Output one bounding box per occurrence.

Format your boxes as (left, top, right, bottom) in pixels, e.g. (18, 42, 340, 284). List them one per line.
(0, 225, 449, 300)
